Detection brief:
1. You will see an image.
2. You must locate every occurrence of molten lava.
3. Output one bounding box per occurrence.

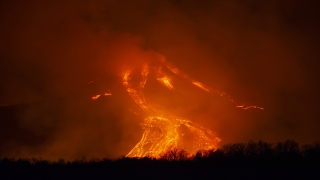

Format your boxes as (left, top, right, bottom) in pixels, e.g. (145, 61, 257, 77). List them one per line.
(91, 91, 112, 100)
(122, 62, 263, 158)
(192, 82, 210, 92)
(163, 62, 263, 110)
(91, 94, 101, 100)
(157, 76, 175, 91)
(124, 64, 222, 158)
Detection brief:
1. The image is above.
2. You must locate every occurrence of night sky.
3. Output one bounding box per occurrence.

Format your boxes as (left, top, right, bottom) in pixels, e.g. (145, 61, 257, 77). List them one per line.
(1, 0, 320, 160)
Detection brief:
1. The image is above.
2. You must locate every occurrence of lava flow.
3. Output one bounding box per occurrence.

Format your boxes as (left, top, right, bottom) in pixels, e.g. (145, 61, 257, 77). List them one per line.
(121, 62, 262, 158)
(123, 63, 223, 158)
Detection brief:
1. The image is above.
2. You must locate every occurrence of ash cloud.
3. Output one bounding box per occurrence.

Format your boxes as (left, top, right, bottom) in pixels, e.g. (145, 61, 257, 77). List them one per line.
(0, 0, 320, 159)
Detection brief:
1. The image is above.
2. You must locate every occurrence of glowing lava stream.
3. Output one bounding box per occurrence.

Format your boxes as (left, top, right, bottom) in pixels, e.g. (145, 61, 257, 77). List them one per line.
(163, 62, 263, 110)
(123, 63, 263, 158)
(124, 65, 221, 158)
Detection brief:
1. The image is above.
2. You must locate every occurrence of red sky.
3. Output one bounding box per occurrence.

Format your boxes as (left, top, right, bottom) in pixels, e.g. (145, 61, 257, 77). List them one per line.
(0, 0, 320, 160)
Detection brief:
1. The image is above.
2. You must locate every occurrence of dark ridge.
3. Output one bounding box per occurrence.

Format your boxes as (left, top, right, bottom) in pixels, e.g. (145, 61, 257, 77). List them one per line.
(1, 140, 320, 179)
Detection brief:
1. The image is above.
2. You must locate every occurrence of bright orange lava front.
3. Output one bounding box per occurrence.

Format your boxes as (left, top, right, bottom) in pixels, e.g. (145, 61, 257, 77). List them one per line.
(124, 64, 221, 158)
(117, 62, 263, 158)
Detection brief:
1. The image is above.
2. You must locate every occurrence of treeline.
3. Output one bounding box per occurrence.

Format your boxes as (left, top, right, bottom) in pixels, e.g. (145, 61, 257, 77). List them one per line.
(1, 140, 320, 179)
(183, 139, 320, 160)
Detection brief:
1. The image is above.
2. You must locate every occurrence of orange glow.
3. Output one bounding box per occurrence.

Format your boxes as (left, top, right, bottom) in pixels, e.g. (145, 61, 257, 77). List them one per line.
(124, 64, 221, 158)
(127, 116, 220, 157)
(192, 82, 210, 92)
(123, 62, 264, 158)
(91, 91, 112, 100)
(165, 63, 264, 111)
(157, 76, 175, 91)
(236, 105, 264, 110)
(91, 94, 101, 100)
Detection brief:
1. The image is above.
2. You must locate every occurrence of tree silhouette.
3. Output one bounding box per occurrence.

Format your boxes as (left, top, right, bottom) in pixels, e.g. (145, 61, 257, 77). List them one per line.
(302, 141, 320, 159)
(222, 143, 246, 157)
(245, 140, 273, 158)
(274, 140, 301, 158)
(1, 140, 320, 179)
(160, 147, 189, 161)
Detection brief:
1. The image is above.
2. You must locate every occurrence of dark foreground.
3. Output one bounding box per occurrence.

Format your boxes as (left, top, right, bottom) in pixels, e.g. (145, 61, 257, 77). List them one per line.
(1, 140, 320, 179)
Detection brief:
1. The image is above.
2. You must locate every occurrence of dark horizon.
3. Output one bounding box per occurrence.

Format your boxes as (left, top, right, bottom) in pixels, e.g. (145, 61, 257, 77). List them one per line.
(1, 140, 320, 179)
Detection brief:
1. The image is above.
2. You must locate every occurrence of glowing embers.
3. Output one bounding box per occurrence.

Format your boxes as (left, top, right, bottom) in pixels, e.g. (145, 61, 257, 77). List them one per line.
(91, 94, 101, 100)
(157, 76, 175, 91)
(236, 105, 264, 110)
(91, 91, 112, 100)
(192, 81, 210, 92)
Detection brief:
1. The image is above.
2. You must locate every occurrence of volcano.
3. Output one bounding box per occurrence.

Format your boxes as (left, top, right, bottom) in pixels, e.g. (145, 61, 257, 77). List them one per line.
(0, 61, 263, 159)
(122, 61, 263, 157)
